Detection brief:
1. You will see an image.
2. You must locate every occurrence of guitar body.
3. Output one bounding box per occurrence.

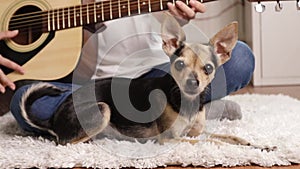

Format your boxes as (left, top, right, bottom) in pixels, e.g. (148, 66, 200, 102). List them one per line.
(0, 0, 83, 82)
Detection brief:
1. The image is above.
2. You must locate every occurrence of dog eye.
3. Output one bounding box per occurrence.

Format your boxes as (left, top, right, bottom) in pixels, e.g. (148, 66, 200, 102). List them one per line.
(175, 60, 185, 71)
(204, 64, 214, 75)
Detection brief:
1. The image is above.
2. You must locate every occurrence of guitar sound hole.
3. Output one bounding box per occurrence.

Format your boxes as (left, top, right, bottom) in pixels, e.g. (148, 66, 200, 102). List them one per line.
(9, 5, 44, 46)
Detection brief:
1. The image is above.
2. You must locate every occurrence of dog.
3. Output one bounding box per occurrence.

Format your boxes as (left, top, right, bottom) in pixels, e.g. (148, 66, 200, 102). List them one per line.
(18, 14, 274, 151)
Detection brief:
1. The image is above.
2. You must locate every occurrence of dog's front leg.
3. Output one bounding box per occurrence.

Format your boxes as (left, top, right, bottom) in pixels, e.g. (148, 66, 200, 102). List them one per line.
(188, 109, 206, 137)
(207, 133, 277, 152)
(157, 111, 206, 145)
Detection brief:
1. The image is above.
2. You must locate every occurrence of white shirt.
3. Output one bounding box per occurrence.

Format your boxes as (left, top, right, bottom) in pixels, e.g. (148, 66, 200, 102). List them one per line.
(93, 14, 169, 79)
(73, 10, 208, 83)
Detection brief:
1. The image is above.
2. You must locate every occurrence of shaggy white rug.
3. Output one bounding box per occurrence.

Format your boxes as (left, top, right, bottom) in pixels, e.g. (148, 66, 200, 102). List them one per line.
(1, 94, 300, 169)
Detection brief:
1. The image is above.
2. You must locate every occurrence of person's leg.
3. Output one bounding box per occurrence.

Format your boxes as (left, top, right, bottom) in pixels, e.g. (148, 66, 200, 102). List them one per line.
(205, 41, 255, 102)
(10, 82, 80, 134)
(205, 41, 255, 120)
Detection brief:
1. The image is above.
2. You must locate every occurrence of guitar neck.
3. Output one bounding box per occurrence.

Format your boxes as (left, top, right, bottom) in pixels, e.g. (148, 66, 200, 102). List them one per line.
(9, 0, 217, 33)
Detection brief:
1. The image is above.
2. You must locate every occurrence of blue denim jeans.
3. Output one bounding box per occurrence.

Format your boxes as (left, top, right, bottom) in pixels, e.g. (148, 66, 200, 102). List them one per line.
(10, 41, 255, 133)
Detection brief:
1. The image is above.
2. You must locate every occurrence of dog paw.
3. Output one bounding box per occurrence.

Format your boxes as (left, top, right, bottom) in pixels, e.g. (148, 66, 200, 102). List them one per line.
(254, 145, 278, 152)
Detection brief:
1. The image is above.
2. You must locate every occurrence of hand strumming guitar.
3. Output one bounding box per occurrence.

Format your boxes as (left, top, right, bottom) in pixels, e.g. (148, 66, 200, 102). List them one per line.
(167, 0, 206, 20)
(0, 30, 25, 93)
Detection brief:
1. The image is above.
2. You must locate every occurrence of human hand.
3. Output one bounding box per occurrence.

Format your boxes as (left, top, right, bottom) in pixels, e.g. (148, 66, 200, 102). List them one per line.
(167, 0, 206, 20)
(0, 30, 25, 93)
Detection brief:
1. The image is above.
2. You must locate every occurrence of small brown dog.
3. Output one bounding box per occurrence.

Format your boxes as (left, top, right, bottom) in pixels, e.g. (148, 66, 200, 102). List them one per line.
(19, 14, 274, 151)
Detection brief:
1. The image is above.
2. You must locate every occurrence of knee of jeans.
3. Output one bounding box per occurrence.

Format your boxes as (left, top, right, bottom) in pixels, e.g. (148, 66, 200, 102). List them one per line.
(10, 85, 29, 114)
(220, 41, 255, 96)
(232, 41, 255, 86)
(10, 85, 38, 132)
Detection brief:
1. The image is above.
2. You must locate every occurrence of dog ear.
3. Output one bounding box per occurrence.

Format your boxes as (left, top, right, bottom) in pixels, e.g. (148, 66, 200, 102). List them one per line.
(161, 13, 186, 56)
(210, 22, 238, 64)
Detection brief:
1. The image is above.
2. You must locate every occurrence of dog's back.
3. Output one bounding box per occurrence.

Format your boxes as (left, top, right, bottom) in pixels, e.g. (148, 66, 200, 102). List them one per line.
(79, 74, 204, 142)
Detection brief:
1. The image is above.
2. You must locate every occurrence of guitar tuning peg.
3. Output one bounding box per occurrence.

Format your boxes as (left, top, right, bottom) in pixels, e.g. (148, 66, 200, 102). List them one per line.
(275, 0, 283, 12)
(255, 1, 266, 13)
(297, 0, 300, 10)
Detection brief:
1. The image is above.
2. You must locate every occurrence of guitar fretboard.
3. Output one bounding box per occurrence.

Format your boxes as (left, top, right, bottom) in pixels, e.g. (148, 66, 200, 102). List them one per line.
(9, 0, 216, 33)
(47, 0, 171, 31)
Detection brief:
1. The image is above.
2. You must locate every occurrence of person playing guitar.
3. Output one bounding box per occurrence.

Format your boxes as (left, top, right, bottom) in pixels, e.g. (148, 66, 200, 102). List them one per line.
(1, 0, 254, 136)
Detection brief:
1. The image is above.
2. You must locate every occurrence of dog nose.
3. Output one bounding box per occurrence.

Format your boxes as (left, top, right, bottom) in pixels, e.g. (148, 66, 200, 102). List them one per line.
(186, 79, 199, 89)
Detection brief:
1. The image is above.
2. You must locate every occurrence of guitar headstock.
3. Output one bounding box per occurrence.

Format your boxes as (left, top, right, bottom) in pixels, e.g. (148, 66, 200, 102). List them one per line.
(248, 0, 300, 12)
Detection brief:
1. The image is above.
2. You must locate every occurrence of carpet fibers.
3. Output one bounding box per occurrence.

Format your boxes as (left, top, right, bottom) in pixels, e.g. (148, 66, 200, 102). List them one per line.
(0, 94, 300, 168)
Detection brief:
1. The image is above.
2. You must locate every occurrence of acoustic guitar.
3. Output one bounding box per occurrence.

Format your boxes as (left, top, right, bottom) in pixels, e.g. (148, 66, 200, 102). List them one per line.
(0, 0, 292, 82)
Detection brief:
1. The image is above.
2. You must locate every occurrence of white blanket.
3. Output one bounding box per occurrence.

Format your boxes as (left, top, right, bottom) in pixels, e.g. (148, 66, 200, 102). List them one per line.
(1, 94, 300, 168)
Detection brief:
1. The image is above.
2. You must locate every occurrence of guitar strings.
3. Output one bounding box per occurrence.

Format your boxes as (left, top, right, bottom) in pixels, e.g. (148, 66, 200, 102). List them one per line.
(10, 0, 176, 19)
(9, 0, 213, 25)
(8, 0, 174, 31)
(9, 2, 163, 32)
(9, 0, 171, 24)
(9, 2, 167, 32)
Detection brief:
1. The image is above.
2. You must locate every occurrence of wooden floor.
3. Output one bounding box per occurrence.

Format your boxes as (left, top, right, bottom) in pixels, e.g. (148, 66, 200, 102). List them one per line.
(2, 84, 300, 169)
(165, 166, 300, 169)
(233, 84, 300, 100)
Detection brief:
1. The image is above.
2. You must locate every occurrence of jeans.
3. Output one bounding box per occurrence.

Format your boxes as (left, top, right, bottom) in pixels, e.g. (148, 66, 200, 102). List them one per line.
(10, 41, 255, 133)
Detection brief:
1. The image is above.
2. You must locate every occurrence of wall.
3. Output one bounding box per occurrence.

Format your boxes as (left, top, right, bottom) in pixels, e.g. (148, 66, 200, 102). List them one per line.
(244, 1, 300, 86)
